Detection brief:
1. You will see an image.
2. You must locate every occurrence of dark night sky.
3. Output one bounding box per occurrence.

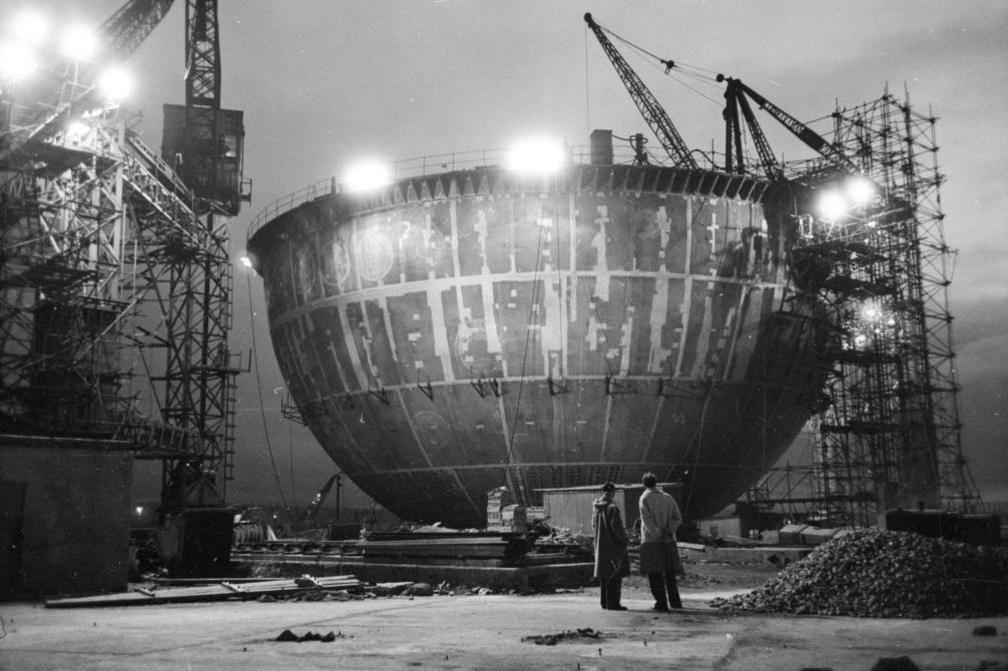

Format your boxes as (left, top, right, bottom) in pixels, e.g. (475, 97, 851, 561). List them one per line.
(39, 0, 1008, 506)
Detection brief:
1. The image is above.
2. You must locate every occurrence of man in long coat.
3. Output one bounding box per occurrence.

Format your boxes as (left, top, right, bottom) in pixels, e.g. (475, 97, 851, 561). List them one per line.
(638, 472, 683, 611)
(592, 481, 630, 610)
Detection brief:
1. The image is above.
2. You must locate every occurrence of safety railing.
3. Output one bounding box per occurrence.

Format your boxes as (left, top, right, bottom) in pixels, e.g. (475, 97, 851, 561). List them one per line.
(246, 144, 665, 241)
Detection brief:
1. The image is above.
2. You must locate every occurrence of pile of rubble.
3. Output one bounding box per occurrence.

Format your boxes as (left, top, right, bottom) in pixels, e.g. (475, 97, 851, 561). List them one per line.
(521, 628, 602, 646)
(710, 529, 1008, 618)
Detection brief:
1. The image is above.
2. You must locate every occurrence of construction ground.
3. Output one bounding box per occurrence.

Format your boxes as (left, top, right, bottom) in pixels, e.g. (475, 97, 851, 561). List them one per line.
(1, 567, 1005, 671)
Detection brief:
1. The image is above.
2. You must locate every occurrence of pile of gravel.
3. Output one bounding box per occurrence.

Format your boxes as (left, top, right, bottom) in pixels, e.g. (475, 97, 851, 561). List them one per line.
(710, 529, 1008, 618)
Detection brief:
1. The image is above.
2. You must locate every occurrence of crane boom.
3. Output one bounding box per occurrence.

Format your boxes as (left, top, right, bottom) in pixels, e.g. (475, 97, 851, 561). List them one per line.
(723, 78, 784, 181)
(732, 78, 859, 174)
(185, 0, 221, 108)
(100, 0, 176, 60)
(162, 0, 246, 214)
(584, 13, 697, 169)
(0, 0, 175, 167)
(722, 81, 744, 174)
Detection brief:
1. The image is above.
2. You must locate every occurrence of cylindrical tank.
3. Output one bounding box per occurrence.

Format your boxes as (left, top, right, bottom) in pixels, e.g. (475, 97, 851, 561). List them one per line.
(247, 164, 828, 528)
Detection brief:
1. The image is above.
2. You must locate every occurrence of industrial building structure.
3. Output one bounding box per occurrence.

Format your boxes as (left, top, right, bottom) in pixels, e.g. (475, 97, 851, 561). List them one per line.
(1, 0, 246, 596)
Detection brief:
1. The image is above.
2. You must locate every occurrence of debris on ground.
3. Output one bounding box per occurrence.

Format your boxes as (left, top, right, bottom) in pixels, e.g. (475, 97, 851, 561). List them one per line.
(532, 526, 593, 556)
(975, 661, 1008, 671)
(710, 529, 1008, 618)
(402, 582, 434, 597)
(868, 655, 921, 671)
(45, 575, 363, 608)
(368, 582, 414, 597)
(522, 628, 602, 645)
(275, 629, 350, 643)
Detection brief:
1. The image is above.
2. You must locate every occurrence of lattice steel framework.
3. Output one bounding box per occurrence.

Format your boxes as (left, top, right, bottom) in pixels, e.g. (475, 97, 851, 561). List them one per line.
(1, 59, 238, 504)
(764, 90, 979, 526)
(1, 114, 130, 435)
(828, 91, 978, 514)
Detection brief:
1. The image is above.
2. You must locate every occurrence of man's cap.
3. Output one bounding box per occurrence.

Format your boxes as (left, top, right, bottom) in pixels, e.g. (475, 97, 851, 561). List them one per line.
(601, 481, 616, 493)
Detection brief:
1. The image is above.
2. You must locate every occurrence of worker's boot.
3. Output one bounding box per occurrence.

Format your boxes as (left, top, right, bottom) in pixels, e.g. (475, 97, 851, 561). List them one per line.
(648, 573, 669, 611)
(609, 581, 627, 610)
(667, 574, 683, 609)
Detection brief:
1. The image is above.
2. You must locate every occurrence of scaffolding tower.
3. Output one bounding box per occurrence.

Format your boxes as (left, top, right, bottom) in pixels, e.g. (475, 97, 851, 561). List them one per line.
(754, 90, 980, 526)
(1, 59, 240, 506)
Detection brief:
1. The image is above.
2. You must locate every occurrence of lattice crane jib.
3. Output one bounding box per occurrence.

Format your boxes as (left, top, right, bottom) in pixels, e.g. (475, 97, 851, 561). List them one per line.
(583, 13, 698, 169)
(162, 0, 246, 217)
(719, 77, 782, 182)
(100, 0, 176, 60)
(734, 79, 859, 176)
(153, 0, 243, 508)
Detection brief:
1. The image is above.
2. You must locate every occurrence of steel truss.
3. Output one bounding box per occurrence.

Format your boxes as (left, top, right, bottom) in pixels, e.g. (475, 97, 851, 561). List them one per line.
(752, 90, 979, 526)
(1, 73, 238, 503)
(828, 91, 978, 515)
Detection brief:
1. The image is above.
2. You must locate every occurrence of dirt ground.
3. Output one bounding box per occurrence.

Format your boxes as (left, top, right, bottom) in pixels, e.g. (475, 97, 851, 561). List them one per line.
(2, 560, 1005, 670)
(674, 560, 782, 589)
(582, 559, 780, 604)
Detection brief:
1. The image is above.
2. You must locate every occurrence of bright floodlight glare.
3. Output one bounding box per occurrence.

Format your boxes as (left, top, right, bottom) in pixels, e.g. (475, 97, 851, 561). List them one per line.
(97, 64, 131, 101)
(845, 176, 875, 207)
(60, 24, 98, 60)
(860, 301, 883, 323)
(0, 42, 38, 81)
(66, 119, 89, 141)
(343, 159, 392, 193)
(239, 256, 253, 268)
(506, 137, 565, 176)
(10, 9, 48, 45)
(816, 190, 847, 222)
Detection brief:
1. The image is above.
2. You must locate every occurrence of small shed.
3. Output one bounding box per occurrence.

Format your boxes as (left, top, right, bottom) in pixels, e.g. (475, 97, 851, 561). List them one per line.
(536, 482, 682, 537)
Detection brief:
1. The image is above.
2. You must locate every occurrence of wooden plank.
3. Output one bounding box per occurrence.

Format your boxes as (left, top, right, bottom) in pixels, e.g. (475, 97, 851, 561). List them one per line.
(45, 575, 361, 608)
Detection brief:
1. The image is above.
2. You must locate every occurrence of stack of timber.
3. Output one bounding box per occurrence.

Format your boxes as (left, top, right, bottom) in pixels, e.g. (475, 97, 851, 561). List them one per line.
(359, 531, 529, 566)
(229, 531, 595, 591)
(45, 575, 362, 608)
(235, 531, 564, 567)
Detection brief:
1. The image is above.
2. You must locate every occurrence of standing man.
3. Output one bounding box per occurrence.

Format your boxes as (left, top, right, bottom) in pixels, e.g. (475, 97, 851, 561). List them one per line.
(638, 472, 683, 611)
(592, 481, 630, 610)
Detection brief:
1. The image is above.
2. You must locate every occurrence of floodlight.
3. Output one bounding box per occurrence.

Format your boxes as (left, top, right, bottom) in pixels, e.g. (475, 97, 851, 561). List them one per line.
(853, 333, 868, 348)
(9, 9, 47, 46)
(97, 64, 131, 101)
(506, 137, 566, 176)
(60, 24, 98, 60)
(860, 301, 883, 323)
(816, 189, 847, 222)
(65, 119, 89, 142)
(0, 42, 38, 81)
(845, 176, 875, 207)
(343, 159, 392, 193)
(239, 256, 254, 268)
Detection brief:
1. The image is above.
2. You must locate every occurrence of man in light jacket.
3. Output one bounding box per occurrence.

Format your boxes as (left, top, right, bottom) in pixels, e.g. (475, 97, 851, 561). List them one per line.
(638, 471, 683, 611)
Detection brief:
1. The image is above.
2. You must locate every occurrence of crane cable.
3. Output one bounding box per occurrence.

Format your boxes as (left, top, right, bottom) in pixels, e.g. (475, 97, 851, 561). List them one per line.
(599, 23, 718, 79)
(584, 23, 593, 141)
(502, 207, 550, 504)
(245, 269, 293, 517)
